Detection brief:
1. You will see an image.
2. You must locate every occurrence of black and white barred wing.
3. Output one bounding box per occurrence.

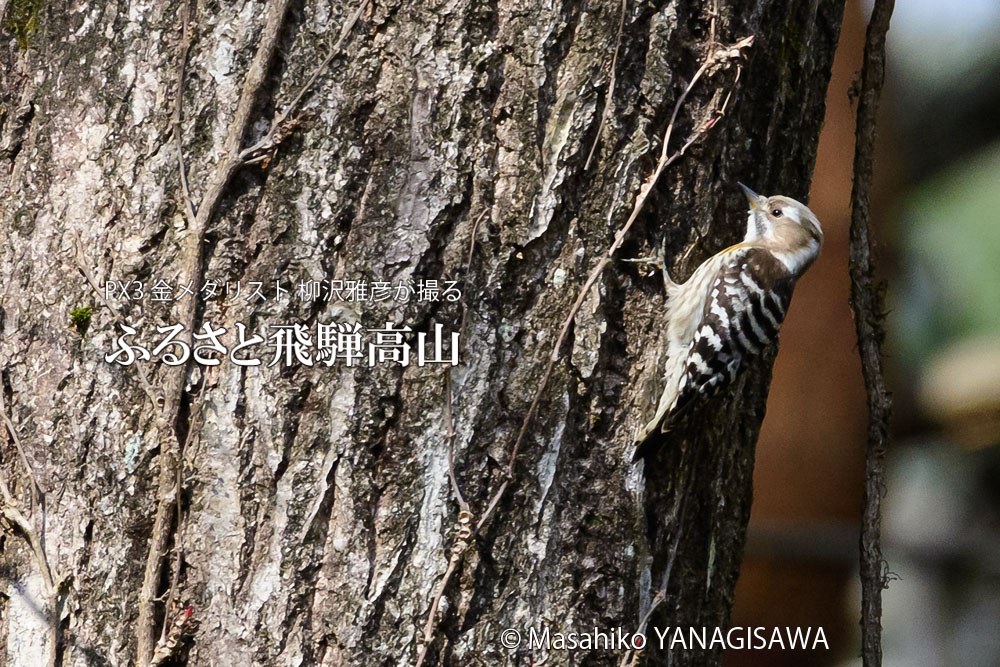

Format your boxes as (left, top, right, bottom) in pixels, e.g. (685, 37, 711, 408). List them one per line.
(666, 247, 795, 425)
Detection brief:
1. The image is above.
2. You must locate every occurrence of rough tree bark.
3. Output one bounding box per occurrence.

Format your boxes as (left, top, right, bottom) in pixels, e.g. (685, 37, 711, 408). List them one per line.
(0, 0, 843, 665)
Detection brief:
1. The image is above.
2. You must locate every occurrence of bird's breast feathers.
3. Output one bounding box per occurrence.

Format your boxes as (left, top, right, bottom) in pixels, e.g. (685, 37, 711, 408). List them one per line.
(638, 246, 796, 444)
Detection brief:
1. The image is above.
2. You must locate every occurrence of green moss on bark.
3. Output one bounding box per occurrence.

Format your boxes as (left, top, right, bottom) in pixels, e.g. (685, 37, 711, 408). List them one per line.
(2, 0, 44, 49)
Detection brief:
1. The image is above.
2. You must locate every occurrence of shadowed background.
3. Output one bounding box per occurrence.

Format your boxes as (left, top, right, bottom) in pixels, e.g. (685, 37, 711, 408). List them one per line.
(727, 1, 1000, 666)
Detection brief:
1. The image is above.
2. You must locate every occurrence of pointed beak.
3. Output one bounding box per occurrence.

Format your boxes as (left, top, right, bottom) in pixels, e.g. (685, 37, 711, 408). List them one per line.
(738, 182, 764, 210)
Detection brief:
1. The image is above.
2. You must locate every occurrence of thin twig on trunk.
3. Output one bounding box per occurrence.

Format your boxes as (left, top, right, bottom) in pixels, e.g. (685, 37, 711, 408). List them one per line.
(137, 0, 367, 662)
(157, 387, 208, 648)
(238, 1, 369, 164)
(0, 406, 64, 667)
(476, 34, 753, 537)
(173, 0, 196, 228)
(846, 1, 894, 666)
(414, 209, 485, 666)
(412, 34, 753, 665)
(584, 0, 627, 171)
(619, 460, 694, 667)
(0, 388, 43, 500)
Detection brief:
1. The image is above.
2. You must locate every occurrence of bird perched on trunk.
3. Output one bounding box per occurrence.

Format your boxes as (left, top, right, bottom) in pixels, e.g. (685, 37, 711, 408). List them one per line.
(632, 183, 823, 461)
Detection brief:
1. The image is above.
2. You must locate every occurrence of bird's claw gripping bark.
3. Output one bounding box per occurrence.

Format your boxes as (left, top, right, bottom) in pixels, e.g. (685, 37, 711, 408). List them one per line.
(623, 237, 673, 293)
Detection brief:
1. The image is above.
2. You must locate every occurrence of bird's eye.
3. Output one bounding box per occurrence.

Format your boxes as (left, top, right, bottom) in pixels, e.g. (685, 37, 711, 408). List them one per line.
(771, 208, 783, 217)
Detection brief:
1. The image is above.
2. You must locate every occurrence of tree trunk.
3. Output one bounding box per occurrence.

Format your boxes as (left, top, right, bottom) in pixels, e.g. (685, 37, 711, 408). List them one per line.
(0, 0, 843, 665)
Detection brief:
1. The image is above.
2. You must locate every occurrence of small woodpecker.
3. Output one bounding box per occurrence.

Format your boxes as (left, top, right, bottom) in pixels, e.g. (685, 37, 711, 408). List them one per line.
(632, 183, 823, 461)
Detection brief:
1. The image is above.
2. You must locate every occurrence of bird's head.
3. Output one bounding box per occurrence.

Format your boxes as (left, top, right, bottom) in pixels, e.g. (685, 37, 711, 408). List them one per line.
(739, 183, 824, 273)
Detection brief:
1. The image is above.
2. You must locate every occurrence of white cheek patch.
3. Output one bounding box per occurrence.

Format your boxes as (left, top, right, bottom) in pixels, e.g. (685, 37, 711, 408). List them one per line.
(783, 206, 801, 224)
(774, 238, 821, 273)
